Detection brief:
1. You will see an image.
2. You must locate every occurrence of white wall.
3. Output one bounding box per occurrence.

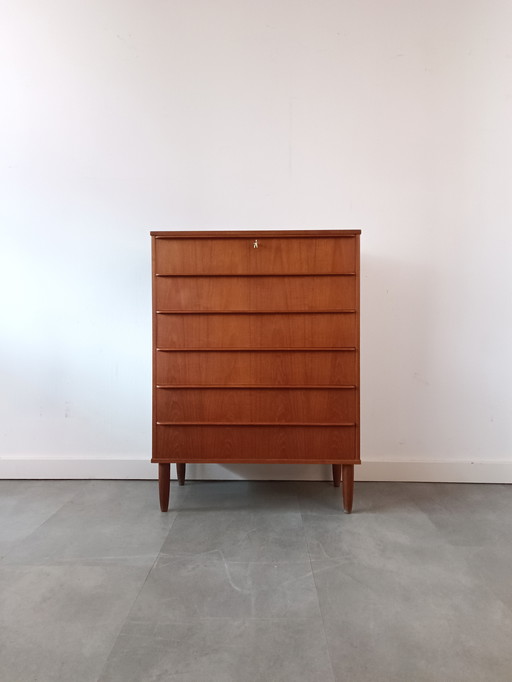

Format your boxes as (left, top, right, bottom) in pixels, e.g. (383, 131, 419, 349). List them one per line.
(1, 0, 511, 481)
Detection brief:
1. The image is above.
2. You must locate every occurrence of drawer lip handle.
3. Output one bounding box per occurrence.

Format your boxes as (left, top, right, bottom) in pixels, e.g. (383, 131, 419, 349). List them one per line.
(156, 422, 357, 427)
(155, 309, 357, 315)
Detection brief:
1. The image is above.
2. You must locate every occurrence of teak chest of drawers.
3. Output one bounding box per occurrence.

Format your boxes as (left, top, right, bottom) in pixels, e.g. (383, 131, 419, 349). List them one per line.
(151, 230, 361, 512)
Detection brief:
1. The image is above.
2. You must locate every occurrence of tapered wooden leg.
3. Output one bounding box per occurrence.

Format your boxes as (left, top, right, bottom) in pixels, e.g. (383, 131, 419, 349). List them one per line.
(332, 464, 341, 487)
(159, 463, 170, 512)
(177, 462, 186, 486)
(342, 464, 354, 514)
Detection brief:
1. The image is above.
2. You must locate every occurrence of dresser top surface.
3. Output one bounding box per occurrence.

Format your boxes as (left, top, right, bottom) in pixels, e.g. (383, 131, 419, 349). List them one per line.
(151, 230, 361, 238)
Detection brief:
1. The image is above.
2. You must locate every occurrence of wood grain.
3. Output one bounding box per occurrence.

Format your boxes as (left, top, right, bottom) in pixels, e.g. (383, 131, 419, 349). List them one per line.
(155, 236, 357, 275)
(354, 234, 361, 466)
(155, 275, 357, 311)
(158, 463, 170, 512)
(155, 387, 357, 423)
(342, 464, 354, 513)
(154, 424, 358, 463)
(156, 350, 358, 385)
(156, 312, 357, 349)
(151, 230, 361, 237)
(151, 230, 361, 511)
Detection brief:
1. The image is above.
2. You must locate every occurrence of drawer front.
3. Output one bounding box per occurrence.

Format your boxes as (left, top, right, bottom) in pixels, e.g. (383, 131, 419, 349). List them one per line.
(154, 424, 358, 463)
(155, 350, 358, 385)
(156, 312, 356, 349)
(155, 387, 357, 423)
(155, 275, 356, 312)
(154, 236, 357, 275)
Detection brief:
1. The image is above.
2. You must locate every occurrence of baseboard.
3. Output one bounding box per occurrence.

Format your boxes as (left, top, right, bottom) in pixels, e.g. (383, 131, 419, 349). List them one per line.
(1, 458, 511, 483)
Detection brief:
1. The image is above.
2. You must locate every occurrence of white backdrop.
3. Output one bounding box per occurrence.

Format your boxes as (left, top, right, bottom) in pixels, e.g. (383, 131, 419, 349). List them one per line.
(1, 0, 511, 481)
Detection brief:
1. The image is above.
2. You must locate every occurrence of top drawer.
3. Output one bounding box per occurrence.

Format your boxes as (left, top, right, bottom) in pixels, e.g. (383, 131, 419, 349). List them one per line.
(153, 236, 357, 276)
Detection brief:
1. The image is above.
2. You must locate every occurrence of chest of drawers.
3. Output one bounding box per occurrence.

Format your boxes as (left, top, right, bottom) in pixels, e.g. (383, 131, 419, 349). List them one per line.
(151, 230, 360, 512)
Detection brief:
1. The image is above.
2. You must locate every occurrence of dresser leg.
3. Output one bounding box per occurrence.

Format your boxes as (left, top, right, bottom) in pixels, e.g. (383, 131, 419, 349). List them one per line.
(332, 464, 341, 487)
(177, 463, 186, 486)
(342, 464, 354, 513)
(159, 463, 170, 512)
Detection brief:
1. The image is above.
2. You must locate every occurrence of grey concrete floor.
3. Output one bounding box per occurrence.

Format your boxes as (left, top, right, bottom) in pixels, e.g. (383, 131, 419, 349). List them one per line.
(0, 480, 511, 682)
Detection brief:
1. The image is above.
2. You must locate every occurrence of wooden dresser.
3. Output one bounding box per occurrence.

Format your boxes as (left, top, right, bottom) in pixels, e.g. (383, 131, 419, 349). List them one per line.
(151, 230, 361, 512)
